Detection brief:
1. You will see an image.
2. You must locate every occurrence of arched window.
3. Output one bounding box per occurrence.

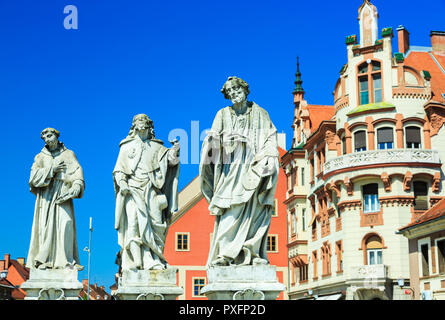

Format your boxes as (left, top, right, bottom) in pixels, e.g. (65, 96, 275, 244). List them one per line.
(377, 127, 394, 150)
(406, 126, 421, 149)
(365, 235, 383, 265)
(358, 61, 382, 105)
(354, 130, 367, 152)
(363, 183, 380, 213)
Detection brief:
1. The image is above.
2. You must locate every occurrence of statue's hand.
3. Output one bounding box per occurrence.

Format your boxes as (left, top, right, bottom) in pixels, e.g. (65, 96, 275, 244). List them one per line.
(70, 184, 82, 198)
(168, 140, 180, 165)
(54, 160, 67, 173)
(257, 156, 276, 177)
(119, 180, 131, 196)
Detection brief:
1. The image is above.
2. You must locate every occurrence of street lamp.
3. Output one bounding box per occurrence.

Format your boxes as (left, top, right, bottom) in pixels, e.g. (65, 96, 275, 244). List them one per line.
(83, 217, 93, 300)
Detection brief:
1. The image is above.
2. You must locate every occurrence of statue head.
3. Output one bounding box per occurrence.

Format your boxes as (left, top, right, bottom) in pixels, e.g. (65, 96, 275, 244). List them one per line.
(41, 128, 60, 150)
(129, 114, 155, 139)
(221, 76, 250, 104)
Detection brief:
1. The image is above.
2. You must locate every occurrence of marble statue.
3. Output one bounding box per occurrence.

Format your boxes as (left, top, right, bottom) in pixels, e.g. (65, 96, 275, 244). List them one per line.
(113, 114, 180, 271)
(26, 128, 85, 270)
(200, 76, 280, 267)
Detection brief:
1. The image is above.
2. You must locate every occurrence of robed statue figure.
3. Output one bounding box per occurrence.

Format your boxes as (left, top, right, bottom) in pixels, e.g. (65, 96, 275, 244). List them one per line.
(200, 76, 280, 267)
(113, 114, 180, 271)
(26, 128, 85, 270)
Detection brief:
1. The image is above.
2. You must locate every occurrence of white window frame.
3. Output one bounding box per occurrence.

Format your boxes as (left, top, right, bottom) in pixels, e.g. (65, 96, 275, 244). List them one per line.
(352, 127, 368, 153)
(434, 236, 445, 275)
(367, 249, 383, 265)
(192, 277, 206, 298)
(418, 237, 432, 278)
(404, 122, 423, 149)
(175, 232, 190, 252)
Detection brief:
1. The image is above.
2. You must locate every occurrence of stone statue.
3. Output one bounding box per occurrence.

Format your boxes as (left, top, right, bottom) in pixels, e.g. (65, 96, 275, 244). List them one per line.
(113, 114, 180, 271)
(200, 76, 280, 267)
(26, 128, 85, 270)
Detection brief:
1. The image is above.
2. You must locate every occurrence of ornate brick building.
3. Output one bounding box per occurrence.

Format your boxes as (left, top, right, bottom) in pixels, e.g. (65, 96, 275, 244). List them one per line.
(282, 0, 445, 300)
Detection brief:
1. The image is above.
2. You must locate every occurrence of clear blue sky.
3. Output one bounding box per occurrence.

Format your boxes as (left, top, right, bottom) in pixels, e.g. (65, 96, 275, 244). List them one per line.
(0, 0, 443, 290)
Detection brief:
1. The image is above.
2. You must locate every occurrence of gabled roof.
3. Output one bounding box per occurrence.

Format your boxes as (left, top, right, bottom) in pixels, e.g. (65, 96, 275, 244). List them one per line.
(398, 198, 445, 232)
(306, 105, 335, 133)
(404, 50, 445, 103)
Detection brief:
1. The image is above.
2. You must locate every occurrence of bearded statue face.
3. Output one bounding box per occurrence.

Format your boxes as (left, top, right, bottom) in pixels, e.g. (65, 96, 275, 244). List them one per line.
(41, 128, 60, 150)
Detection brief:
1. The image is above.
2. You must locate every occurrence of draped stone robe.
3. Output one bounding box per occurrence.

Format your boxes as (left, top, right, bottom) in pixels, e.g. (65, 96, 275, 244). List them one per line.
(113, 136, 179, 271)
(200, 102, 279, 267)
(26, 143, 85, 270)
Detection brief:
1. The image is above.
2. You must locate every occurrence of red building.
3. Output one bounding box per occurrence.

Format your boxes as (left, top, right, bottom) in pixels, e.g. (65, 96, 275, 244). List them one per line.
(164, 144, 290, 300)
(0, 254, 29, 300)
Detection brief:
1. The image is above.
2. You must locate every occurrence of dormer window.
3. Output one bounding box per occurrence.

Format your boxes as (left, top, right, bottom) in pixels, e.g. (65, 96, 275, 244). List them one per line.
(358, 61, 383, 105)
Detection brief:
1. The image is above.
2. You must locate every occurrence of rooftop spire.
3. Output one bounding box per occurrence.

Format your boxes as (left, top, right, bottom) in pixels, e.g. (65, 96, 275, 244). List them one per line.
(293, 56, 304, 94)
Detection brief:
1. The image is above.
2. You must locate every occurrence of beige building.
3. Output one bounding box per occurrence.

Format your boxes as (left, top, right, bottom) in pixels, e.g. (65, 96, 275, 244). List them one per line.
(282, 0, 445, 300)
(398, 198, 445, 300)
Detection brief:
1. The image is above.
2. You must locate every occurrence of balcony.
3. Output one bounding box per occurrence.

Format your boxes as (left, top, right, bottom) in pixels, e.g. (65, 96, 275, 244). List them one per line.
(324, 149, 440, 176)
(350, 264, 388, 282)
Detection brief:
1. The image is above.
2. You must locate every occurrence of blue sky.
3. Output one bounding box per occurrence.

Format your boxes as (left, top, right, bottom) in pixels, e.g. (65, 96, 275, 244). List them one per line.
(0, 0, 443, 289)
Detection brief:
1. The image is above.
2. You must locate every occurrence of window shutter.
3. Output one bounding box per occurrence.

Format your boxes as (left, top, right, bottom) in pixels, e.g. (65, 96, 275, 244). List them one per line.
(354, 131, 366, 149)
(406, 127, 421, 144)
(377, 127, 394, 143)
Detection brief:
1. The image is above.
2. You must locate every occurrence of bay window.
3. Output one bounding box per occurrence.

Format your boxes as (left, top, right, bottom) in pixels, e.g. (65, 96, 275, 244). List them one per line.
(357, 61, 383, 105)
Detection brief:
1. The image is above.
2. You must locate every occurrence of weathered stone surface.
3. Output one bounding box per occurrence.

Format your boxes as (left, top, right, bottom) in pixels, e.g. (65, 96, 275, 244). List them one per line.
(21, 268, 83, 300)
(115, 267, 183, 300)
(202, 265, 285, 300)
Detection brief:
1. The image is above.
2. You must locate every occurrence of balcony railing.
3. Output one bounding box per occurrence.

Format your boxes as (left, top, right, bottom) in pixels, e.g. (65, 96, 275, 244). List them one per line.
(324, 149, 440, 176)
(350, 264, 388, 280)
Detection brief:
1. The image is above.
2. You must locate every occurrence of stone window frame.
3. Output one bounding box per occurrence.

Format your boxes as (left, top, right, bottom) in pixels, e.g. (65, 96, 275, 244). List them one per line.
(434, 236, 445, 275)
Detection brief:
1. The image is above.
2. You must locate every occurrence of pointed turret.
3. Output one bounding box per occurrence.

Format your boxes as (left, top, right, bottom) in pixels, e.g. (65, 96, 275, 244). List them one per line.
(293, 57, 304, 94)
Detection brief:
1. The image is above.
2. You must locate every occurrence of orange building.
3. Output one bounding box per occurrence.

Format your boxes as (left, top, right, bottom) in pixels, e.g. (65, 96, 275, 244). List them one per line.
(0, 254, 29, 300)
(164, 144, 290, 300)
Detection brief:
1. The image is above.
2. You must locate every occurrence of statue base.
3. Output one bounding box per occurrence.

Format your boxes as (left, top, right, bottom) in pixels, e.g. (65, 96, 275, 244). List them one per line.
(201, 265, 285, 300)
(21, 268, 83, 300)
(115, 267, 183, 300)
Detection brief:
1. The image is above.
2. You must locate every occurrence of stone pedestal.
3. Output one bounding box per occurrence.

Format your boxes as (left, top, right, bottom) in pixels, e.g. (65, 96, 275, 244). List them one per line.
(115, 267, 183, 300)
(201, 265, 285, 300)
(21, 268, 83, 300)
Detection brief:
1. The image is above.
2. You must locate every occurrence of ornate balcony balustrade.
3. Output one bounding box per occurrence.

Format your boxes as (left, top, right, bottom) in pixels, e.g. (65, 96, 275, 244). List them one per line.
(350, 264, 388, 281)
(324, 149, 440, 176)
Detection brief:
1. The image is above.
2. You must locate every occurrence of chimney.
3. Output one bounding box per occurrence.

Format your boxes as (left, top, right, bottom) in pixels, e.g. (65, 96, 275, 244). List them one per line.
(4, 254, 10, 268)
(17, 258, 25, 267)
(431, 31, 445, 53)
(397, 25, 410, 54)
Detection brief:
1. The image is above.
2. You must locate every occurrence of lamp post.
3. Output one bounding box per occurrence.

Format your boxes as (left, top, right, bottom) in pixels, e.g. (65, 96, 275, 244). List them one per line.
(84, 217, 93, 300)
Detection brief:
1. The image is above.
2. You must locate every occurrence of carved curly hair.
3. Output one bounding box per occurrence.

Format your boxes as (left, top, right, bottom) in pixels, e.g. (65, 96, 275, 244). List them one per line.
(221, 76, 250, 100)
(128, 114, 155, 139)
